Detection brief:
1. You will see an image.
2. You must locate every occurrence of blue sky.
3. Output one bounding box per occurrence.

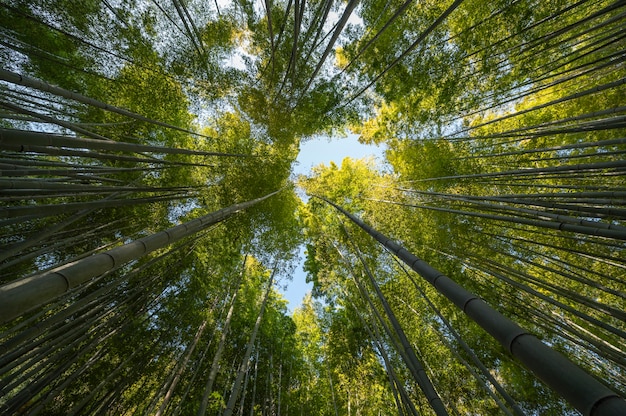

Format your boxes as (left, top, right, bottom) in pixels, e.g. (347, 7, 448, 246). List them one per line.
(280, 134, 386, 313)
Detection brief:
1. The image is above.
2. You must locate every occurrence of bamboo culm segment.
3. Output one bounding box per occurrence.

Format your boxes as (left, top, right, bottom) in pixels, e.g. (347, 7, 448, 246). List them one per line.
(0, 69, 212, 140)
(0, 191, 279, 324)
(320, 196, 626, 416)
(0, 128, 249, 157)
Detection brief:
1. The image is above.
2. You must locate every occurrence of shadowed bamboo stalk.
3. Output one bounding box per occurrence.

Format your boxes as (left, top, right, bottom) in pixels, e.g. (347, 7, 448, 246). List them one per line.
(197, 257, 246, 416)
(318, 195, 626, 416)
(395, 295, 518, 416)
(223, 268, 275, 416)
(366, 197, 626, 241)
(389, 252, 526, 416)
(404, 159, 626, 183)
(298, 0, 359, 101)
(341, 224, 449, 416)
(0, 69, 213, 140)
(1, 193, 186, 219)
(154, 320, 207, 416)
(0, 128, 250, 157)
(398, 188, 626, 220)
(344, 292, 420, 416)
(450, 75, 626, 136)
(0, 190, 280, 323)
(342, 0, 464, 108)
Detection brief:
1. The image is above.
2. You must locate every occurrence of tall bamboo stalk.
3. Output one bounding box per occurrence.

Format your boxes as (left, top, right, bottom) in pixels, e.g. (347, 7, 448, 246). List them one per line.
(223, 269, 276, 416)
(319, 195, 626, 416)
(0, 190, 280, 323)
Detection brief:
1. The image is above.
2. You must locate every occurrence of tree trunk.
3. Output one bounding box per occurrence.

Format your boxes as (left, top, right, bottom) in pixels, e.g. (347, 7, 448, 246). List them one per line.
(154, 320, 207, 416)
(343, 228, 449, 416)
(321, 195, 626, 416)
(198, 256, 247, 416)
(223, 270, 275, 416)
(0, 190, 280, 323)
(0, 128, 249, 157)
(0, 69, 212, 139)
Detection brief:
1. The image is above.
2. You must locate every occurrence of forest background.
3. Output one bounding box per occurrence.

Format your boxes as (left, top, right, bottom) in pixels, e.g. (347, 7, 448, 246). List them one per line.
(0, 0, 625, 415)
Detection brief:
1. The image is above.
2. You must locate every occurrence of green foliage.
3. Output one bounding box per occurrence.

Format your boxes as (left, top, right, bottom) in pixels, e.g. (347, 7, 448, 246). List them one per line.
(1, 0, 624, 415)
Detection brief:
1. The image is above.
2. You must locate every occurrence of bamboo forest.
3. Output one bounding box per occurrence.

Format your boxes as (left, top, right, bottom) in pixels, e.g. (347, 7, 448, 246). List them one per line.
(1, 0, 626, 414)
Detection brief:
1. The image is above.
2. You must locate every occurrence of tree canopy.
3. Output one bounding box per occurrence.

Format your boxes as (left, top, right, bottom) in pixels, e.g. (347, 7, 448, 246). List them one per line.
(1, 0, 625, 415)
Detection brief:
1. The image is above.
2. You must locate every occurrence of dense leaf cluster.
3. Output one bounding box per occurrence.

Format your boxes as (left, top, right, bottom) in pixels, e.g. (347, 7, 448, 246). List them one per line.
(1, 0, 624, 415)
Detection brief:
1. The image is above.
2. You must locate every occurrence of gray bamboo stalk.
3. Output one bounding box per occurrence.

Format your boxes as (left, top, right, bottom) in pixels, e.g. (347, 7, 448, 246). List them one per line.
(223, 270, 275, 416)
(368, 198, 626, 241)
(464, 255, 626, 340)
(0, 99, 115, 142)
(319, 195, 626, 416)
(485, 229, 626, 283)
(458, 0, 598, 68)
(0, 211, 115, 265)
(343, 0, 463, 107)
(0, 179, 193, 193)
(198, 256, 247, 416)
(344, 221, 448, 415)
(1, 313, 119, 414)
(394, 288, 524, 416)
(500, 5, 624, 69)
(171, 325, 215, 416)
(509, 241, 626, 299)
(155, 320, 208, 416)
(475, 182, 626, 193)
(67, 349, 142, 415)
(557, 312, 626, 366)
(11, 144, 213, 167)
(0, 244, 130, 347)
(298, 0, 334, 70)
(0, 190, 280, 323)
(474, 274, 626, 370)
(275, 0, 300, 97)
(237, 346, 253, 416)
(0, 69, 213, 140)
(295, 0, 331, 69)
(325, 360, 339, 416)
(460, 137, 626, 160)
(0, 128, 249, 157)
(469, 242, 626, 319)
(344, 291, 419, 416)
(0, 305, 104, 383)
(454, 75, 626, 135)
(402, 188, 626, 222)
(247, 348, 260, 416)
(277, 363, 283, 416)
(339, 0, 414, 74)
(28, 344, 107, 415)
(406, 159, 626, 183)
(1, 193, 185, 219)
(461, 46, 626, 128)
(299, 0, 358, 98)
(0, 288, 114, 376)
(0, 162, 168, 176)
(0, 277, 151, 384)
(345, 244, 449, 416)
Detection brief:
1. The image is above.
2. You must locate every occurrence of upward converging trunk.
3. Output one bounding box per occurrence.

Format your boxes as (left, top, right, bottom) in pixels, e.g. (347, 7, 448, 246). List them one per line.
(319, 195, 626, 416)
(0, 128, 250, 157)
(0, 190, 280, 323)
(300, 0, 358, 96)
(154, 320, 208, 416)
(394, 276, 525, 416)
(223, 270, 276, 416)
(197, 256, 247, 416)
(0, 69, 213, 140)
(369, 197, 626, 241)
(341, 224, 449, 416)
